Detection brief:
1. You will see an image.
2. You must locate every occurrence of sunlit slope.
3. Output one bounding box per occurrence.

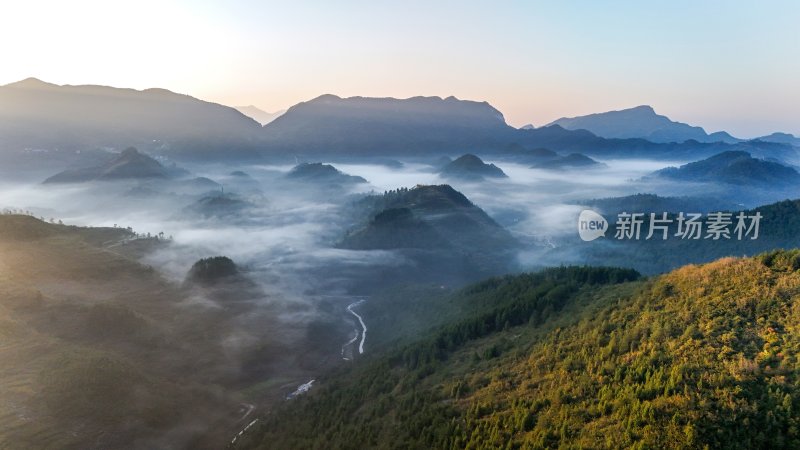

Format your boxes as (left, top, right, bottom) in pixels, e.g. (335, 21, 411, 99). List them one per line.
(0, 215, 238, 449)
(245, 253, 800, 449)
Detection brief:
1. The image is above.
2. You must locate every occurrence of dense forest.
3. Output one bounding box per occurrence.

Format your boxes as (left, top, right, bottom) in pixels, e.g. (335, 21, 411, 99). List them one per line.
(242, 253, 800, 449)
(0, 215, 324, 449)
(337, 185, 520, 286)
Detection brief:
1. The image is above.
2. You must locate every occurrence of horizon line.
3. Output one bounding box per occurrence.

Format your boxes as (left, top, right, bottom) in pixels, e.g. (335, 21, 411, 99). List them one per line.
(2, 76, 796, 140)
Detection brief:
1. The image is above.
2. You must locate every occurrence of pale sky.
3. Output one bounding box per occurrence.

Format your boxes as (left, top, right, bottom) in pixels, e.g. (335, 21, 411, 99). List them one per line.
(1, 0, 798, 137)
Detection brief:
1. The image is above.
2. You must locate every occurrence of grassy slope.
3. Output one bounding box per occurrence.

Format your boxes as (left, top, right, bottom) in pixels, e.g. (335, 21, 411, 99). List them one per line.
(245, 253, 800, 449)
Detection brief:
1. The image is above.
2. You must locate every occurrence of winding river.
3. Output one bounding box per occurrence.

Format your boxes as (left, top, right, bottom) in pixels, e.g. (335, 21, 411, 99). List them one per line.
(230, 296, 369, 445)
(343, 298, 367, 358)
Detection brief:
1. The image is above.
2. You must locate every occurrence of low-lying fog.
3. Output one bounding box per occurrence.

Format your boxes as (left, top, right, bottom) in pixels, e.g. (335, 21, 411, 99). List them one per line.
(0, 157, 694, 301)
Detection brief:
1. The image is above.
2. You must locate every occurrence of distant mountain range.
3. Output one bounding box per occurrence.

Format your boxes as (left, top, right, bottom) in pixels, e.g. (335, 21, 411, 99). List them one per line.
(233, 105, 285, 125)
(547, 105, 739, 143)
(261, 95, 795, 160)
(516, 124, 794, 161)
(756, 132, 800, 147)
(0, 77, 263, 159)
(1, 78, 797, 165)
(496, 144, 602, 169)
(261, 94, 512, 156)
(546, 105, 799, 146)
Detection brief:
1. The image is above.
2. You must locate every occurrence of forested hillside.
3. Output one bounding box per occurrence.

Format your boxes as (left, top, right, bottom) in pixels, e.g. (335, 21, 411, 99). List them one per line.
(243, 253, 800, 449)
(0, 215, 321, 449)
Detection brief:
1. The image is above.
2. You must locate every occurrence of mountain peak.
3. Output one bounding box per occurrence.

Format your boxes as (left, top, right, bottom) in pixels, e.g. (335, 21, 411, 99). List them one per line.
(310, 94, 342, 103)
(453, 153, 483, 164)
(532, 152, 603, 170)
(5, 77, 58, 89)
(440, 154, 508, 181)
(286, 162, 367, 185)
(546, 105, 739, 144)
(707, 150, 751, 160)
(338, 183, 517, 282)
(630, 105, 656, 113)
(141, 87, 180, 96)
(43, 147, 169, 183)
(0, 78, 263, 159)
(754, 132, 800, 146)
(120, 146, 141, 157)
(652, 150, 800, 186)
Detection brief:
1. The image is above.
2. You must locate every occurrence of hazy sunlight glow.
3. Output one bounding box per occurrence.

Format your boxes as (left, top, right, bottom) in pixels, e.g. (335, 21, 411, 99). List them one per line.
(1, 0, 798, 137)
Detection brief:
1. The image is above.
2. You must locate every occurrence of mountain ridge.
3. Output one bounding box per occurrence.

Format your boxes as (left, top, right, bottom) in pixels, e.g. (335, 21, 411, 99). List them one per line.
(244, 253, 800, 449)
(1, 78, 796, 164)
(0, 78, 263, 160)
(261, 94, 511, 156)
(339, 185, 518, 283)
(547, 105, 741, 144)
(439, 154, 508, 180)
(651, 150, 800, 186)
